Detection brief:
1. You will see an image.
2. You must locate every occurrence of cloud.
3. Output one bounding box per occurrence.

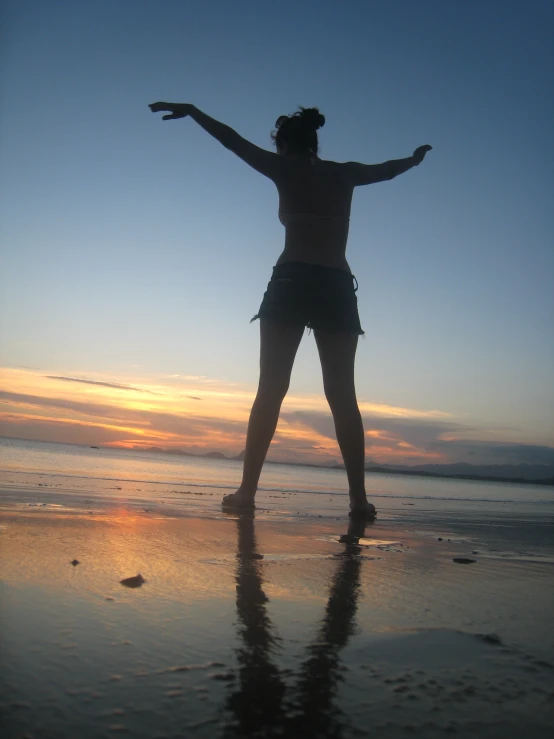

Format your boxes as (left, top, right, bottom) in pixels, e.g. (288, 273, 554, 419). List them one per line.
(0, 390, 246, 450)
(0, 390, 149, 423)
(0, 415, 144, 446)
(282, 411, 463, 445)
(280, 409, 554, 466)
(362, 416, 471, 450)
(2, 367, 552, 467)
(46, 376, 157, 394)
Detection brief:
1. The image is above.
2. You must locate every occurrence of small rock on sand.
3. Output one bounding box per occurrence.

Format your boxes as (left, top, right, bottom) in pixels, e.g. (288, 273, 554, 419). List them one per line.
(71, 559, 80, 566)
(120, 574, 146, 588)
(453, 557, 477, 564)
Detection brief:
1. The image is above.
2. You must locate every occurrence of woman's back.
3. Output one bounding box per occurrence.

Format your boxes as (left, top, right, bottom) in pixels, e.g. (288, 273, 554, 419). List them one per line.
(148, 102, 430, 272)
(274, 157, 355, 271)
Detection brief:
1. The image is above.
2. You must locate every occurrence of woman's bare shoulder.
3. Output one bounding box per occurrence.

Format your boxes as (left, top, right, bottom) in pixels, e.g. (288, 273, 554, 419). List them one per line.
(315, 157, 343, 166)
(317, 158, 354, 173)
(316, 158, 357, 185)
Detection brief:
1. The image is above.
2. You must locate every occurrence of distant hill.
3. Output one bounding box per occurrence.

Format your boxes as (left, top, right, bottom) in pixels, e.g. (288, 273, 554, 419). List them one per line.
(143, 446, 554, 485)
(147, 447, 192, 456)
(146, 446, 244, 460)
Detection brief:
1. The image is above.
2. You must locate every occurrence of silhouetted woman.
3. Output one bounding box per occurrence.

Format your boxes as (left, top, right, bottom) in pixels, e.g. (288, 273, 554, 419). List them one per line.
(149, 102, 432, 516)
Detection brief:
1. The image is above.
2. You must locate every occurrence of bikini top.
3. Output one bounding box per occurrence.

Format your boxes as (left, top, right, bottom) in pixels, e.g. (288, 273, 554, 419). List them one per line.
(279, 212, 350, 227)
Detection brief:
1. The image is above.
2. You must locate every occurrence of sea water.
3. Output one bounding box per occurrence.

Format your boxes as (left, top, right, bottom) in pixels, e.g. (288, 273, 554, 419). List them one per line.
(1, 437, 553, 520)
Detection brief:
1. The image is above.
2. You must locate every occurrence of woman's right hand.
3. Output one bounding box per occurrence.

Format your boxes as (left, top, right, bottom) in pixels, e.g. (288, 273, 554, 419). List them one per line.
(413, 144, 432, 164)
(149, 102, 192, 120)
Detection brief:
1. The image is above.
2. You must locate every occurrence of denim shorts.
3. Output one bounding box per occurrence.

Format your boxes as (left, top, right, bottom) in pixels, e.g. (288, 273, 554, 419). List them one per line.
(251, 261, 364, 335)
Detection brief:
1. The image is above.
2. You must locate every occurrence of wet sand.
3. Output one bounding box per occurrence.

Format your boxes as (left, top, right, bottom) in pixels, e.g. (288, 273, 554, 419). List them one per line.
(1, 490, 553, 738)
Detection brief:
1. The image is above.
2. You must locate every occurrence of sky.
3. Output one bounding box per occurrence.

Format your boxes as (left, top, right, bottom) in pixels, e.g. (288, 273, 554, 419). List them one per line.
(1, 0, 553, 467)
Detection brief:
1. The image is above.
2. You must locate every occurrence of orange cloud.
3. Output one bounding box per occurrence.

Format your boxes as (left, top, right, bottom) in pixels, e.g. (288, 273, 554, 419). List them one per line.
(0, 366, 510, 466)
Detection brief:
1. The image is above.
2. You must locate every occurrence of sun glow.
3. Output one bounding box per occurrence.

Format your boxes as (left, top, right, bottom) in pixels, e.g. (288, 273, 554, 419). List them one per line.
(0, 366, 453, 464)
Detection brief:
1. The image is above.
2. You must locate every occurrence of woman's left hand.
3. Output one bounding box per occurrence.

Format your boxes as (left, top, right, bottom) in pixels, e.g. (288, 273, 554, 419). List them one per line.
(413, 144, 432, 163)
(149, 102, 192, 120)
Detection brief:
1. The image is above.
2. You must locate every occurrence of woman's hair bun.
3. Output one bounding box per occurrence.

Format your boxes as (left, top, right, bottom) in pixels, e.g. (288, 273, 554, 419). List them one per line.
(275, 115, 289, 129)
(271, 106, 325, 154)
(274, 107, 325, 131)
(299, 107, 325, 130)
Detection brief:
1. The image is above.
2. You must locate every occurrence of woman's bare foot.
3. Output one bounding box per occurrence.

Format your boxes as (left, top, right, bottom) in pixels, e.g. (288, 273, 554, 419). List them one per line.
(222, 490, 256, 509)
(349, 499, 377, 518)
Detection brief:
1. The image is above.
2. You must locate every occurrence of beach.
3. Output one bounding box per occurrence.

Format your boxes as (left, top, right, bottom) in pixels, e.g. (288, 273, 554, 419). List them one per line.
(2, 1, 553, 737)
(1, 440, 554, 738)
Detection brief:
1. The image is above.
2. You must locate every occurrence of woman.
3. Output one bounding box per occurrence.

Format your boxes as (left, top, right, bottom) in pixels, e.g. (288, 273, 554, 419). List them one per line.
(149, 102, 432, 517)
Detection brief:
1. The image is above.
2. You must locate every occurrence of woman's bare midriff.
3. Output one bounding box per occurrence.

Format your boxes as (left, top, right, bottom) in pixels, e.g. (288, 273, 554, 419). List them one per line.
(275, 218, 352, 272)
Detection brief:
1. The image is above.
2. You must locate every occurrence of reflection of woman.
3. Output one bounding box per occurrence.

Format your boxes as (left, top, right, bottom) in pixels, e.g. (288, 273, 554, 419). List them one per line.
(224, 514, 371, 737)
(289, 518, 369, 737)
(150, 102, 431, 517)
(224, 513, 285, 737)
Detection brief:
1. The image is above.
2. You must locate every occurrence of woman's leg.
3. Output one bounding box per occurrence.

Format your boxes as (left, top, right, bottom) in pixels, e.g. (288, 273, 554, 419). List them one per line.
(314, 329, 376, 516)
(223, 318, 304, 507)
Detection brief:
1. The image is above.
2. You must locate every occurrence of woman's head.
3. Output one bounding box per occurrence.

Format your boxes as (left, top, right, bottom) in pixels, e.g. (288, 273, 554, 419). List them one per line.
(272, 107, 325, 156)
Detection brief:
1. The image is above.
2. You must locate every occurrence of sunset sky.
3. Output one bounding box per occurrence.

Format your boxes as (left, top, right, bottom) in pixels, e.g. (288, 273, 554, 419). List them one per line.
(1, 0, 553, 467)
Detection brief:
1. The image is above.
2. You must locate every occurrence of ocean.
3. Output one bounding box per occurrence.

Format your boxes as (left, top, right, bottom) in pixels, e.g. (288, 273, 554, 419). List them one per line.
(2, 436, 554, 739)
(1, 437, 553, 520)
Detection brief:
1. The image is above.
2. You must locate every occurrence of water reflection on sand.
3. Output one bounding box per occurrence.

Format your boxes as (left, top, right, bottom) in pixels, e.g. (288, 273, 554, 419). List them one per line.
(225, 512, 372, 738)
(1, 504, 553, 738)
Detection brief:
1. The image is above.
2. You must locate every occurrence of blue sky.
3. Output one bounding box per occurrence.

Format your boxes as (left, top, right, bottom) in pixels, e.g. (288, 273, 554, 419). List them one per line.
(1, 0, 553, 464)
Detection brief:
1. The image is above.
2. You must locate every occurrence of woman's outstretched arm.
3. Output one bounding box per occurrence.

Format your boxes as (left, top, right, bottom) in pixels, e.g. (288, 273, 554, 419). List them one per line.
(149, 102, 282, 179)
(346, 145, 432, 186)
